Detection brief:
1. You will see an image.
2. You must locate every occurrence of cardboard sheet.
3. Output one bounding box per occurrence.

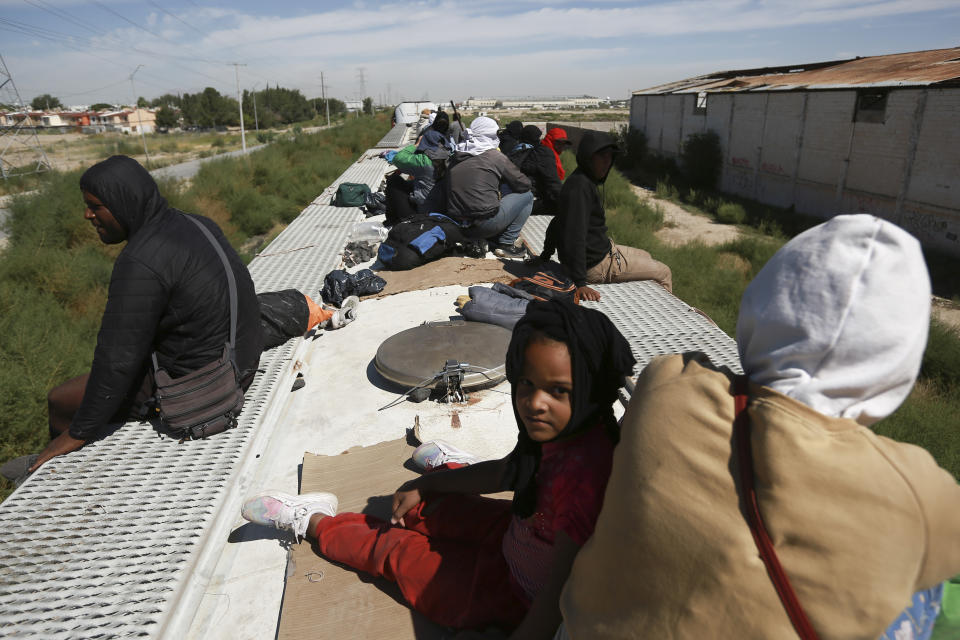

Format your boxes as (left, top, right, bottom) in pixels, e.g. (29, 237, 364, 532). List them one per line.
(369, 256, 537, 299)
(277, 438, 447, 640)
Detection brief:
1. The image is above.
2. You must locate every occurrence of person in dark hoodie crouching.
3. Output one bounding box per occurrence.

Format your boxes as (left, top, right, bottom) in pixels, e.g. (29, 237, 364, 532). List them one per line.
(542, 131, 672, 301)
(25, 156, 263, 474)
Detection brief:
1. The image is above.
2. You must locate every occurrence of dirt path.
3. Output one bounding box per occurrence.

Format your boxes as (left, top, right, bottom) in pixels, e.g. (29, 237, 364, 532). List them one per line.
(630, 185, 960, 332)
(630, 185, 742, 247)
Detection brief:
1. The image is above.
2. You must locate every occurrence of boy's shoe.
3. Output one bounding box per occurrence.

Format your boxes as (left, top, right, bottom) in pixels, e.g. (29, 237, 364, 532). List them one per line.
(329, 296, 360, 329)
(493, 243, 527, 260)
(411, 440, 480, 471)
(241, 491, 338, 541)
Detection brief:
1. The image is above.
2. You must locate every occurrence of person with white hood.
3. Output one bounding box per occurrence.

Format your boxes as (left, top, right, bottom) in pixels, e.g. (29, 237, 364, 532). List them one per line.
(558, 214, 960, 639)
(445, 116, 534, 258)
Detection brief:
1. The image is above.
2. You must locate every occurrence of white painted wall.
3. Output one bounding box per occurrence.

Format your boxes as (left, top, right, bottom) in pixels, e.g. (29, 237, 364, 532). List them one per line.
(630, 88, 960, 255)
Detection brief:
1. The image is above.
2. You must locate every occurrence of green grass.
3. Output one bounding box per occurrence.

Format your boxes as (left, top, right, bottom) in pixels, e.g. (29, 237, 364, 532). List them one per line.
(0, 114, 388, 501)
(577, 151, 960, 480)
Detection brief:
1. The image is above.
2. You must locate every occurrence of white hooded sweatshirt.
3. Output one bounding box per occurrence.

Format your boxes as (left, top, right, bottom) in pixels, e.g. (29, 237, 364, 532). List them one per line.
(737, 214, 931, 426)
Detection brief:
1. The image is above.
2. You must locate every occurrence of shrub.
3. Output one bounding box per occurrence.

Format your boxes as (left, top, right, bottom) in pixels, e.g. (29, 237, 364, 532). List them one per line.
(614, 125, 647, 170)
(680, 130, 723, 190)
(716, 202, 747, 225)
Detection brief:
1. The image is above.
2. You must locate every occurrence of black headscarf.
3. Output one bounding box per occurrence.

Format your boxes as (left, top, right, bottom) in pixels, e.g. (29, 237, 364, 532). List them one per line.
(80, 155, 169, 237)
(519, 124, 542, 146)
(499, 120, 524, 153)
(503, 300, 636, 516)
(433, 111, 450, 134)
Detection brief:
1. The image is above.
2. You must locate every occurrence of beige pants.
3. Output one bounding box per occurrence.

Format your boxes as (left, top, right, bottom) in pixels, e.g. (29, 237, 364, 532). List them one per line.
(586, 242, 673, 293)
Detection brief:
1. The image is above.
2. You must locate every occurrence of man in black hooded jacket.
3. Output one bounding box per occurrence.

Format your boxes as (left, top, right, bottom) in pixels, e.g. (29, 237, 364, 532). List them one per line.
(542, 131, 672, 301)
(30, 155, 263, 471)
(508, 124, 563, 215)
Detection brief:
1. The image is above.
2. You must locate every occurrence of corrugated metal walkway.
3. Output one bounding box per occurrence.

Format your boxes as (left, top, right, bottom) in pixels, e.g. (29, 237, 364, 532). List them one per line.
(0, 149, 390, 639)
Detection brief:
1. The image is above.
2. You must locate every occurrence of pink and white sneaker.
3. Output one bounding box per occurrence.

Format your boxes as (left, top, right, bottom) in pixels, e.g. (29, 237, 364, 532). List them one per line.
(241, 491, 338, 541)
(411, 440, 480, 471)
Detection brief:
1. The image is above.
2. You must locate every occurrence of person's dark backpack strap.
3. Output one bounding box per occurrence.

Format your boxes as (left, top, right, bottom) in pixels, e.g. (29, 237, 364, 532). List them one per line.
(733, 376, 820, 640)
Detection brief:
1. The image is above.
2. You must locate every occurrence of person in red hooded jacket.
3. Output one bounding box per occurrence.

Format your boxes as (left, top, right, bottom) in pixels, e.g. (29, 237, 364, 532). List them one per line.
(541, 128, 572, 181)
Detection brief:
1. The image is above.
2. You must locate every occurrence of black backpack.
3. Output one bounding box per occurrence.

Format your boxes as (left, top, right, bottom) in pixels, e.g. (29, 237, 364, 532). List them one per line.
(377, 214, 467, 270)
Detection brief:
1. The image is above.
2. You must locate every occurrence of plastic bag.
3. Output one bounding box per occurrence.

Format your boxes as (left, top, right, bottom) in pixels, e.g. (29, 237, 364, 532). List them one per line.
(362, 191, 387, 218)
(321, 268, 387, 305)
(349, 220, 389, 243)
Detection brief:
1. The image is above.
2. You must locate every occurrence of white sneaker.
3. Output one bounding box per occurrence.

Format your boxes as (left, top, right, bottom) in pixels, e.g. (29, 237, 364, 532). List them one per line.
(241, 491, 338, 541)
(329, 295, 360, 329)
(411, 440, 480, 471)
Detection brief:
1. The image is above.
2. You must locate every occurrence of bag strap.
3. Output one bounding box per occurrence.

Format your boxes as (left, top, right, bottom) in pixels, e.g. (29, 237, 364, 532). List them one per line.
(733, 376, 820, 640)
(152, 215, 238, 372)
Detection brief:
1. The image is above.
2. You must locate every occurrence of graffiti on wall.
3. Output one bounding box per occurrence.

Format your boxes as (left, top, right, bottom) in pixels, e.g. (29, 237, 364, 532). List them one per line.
(761, 162, 787, 176)
(731, 156, 751, 167)
(902, 208, 953, 243)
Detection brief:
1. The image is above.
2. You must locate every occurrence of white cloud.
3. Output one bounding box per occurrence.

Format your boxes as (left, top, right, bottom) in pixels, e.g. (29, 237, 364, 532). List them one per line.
(5, 0, 958, 102)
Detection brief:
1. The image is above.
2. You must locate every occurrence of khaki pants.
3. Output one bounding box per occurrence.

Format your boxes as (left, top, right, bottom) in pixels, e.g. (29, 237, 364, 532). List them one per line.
(586, 242, 673, 293)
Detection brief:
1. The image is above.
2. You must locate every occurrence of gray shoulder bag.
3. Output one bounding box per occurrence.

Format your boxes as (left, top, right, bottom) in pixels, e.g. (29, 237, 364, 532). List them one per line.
(151, 215, 246, 440)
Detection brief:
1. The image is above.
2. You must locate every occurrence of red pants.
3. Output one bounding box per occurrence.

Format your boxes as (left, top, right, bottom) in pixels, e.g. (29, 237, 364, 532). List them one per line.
(314, 492, 528, 630)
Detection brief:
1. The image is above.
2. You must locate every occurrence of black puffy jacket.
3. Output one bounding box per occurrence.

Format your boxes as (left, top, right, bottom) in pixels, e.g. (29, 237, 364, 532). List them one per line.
(70, 156, 262, 439)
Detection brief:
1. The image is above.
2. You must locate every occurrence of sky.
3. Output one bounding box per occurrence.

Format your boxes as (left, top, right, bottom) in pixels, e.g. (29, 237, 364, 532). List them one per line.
(1, 0, 959, 107)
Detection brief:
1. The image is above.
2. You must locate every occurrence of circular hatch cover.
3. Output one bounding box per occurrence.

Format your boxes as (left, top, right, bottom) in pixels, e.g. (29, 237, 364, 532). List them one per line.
(374, 320, 512, 389)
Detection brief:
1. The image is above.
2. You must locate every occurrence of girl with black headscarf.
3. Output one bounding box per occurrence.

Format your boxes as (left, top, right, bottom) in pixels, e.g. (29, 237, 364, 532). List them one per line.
(241, 300, 635, 636)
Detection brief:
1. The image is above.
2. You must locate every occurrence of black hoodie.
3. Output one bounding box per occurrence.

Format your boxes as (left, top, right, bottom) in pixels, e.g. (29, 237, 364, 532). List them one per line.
(72, 156, 262, 439)
(554, 131, 617, 286)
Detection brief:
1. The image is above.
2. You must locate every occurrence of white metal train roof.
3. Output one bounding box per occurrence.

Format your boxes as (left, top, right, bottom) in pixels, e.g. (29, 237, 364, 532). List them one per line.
(0, 122, 740, 639)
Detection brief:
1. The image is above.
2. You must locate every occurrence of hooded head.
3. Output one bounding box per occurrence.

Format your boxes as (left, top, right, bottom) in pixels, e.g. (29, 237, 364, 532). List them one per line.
(520, 124, 542, 146)
(504, 300, 636, 516)
(457, 116, 500, 156)
(737, 214, 930, 426)
(432, 111, 450, 134)
(575, 130, 619, 184)
(542, 128, 570, 180)
(503, 120, 523, 140)
(80, 155, 169, 239)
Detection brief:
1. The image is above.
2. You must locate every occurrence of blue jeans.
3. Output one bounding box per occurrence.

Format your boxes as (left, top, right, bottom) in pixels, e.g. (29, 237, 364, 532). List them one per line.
(464, 192, 533, 246)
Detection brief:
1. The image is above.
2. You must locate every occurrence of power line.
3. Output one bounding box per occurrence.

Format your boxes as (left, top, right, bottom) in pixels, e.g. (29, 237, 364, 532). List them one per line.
(144, 0, 208, 38)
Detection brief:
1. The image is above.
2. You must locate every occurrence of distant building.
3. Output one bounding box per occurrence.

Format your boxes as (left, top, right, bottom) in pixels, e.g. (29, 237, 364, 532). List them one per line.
(630, 47, 960, 256)
(91, 108, 157, 134)
(464, 96, 602, 110)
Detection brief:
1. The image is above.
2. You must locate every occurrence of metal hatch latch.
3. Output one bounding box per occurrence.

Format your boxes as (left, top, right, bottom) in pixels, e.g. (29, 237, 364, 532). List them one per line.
(438, 359, 468, 403)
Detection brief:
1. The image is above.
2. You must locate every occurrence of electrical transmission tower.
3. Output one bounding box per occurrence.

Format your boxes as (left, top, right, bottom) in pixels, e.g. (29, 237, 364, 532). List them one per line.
(0, 54, 53, 179)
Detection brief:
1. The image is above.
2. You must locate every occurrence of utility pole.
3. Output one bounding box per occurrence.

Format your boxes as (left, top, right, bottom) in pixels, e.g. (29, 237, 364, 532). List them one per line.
(129, 64, 150, 166)
(251, 82, 260, 132)
(320, 71, 330, 127)
(357, 67, 366, 118)
(230, 62, 247, 153)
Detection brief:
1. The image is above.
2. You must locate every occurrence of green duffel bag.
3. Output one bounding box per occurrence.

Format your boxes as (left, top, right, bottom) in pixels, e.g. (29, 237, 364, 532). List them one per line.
(332, 182, 371, 207)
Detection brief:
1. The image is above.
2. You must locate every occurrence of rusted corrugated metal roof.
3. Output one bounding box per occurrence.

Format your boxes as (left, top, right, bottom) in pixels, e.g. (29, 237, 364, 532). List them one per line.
(634, 47, 960, 95)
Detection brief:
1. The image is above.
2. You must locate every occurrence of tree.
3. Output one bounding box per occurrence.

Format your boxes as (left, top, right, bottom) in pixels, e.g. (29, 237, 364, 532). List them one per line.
(314, 97, 346, 118)
(30, 94, 62, 111)
(136, 96, 149, 108)
(155, 106, 179, 128)
(362, 97, 373, 115)
(179, 87, 238, 127)
(151, 94, 181, 109)
(242, 86, 314, 127)
(90, 103, 114, 111)
(494, 100, 503, 108)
